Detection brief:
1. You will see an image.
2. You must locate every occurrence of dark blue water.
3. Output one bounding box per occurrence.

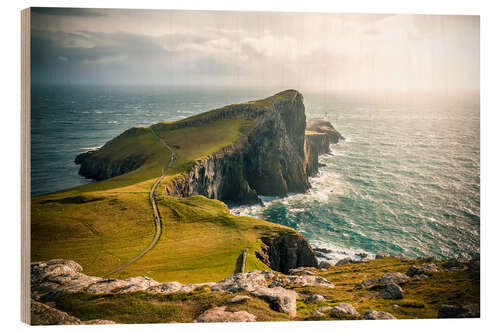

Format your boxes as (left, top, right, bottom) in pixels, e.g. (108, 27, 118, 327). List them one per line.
(31, 85, 480, 261)
(31, 85, 274, 196)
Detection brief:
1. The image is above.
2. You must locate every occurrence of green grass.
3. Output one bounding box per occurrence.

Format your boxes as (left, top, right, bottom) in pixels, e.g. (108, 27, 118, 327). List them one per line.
(54, 288, 289, 324)
(31, 112, 294, 281)
(294, 257, 480, 320)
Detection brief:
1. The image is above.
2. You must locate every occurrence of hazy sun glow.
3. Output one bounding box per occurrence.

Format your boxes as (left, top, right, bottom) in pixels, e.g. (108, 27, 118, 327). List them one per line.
(31, 8, 479, 94)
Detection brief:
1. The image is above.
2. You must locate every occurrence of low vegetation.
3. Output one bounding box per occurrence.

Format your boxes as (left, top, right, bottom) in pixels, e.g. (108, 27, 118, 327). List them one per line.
(50, 257, 479, 323)
(31, 113, 292, 281)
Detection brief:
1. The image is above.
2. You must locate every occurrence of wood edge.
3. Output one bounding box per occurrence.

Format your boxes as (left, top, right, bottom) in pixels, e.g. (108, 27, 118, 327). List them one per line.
(21, 7, 31, 325)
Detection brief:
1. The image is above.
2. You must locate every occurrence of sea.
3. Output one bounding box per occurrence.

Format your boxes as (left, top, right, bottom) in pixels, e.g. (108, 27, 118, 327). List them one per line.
(31, 85, 480, 263)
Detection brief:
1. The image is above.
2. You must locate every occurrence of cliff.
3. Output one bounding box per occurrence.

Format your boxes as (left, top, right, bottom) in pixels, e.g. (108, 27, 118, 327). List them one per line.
(72, 91, 343, 272)
(75, 90, 343, 206)
(161, 91, 343, 205)
(257, 233, 318, 272)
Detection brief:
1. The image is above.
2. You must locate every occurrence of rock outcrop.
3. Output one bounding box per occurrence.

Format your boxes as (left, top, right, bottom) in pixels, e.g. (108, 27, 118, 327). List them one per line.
(306, 118, 344, 144)
(31, 300, 116, 325)
(406, 263, 440, 277)
(74, 127, 149, 181)
(195, 306, 256, 322)
(330, 303, 360, 318)
(379, 283, 404, 300)
(362, 310, 397, 320)
(437, 304, 480, 318)
(31, 259, 341, 323)
(251, 287, 297, 317)
(257, 233, 319, 273)
(356, 272, 411, 288)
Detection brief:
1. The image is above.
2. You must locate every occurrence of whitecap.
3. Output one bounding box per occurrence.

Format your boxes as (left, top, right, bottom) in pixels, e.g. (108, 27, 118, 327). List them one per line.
(309, 240, 375, 264)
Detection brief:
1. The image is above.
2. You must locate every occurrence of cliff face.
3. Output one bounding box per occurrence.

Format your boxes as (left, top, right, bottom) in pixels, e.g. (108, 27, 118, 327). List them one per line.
(306, 118, 344, 144)
(75, 151, 146, 181)
(165, 91, 344, 203)
(165, 141, 262, 206)
(257, 233, 319, 272)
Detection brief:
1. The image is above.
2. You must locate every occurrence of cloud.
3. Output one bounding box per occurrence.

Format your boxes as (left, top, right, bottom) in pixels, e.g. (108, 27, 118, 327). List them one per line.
(29, 10, 479, 92)
(31, 7, 106, 17)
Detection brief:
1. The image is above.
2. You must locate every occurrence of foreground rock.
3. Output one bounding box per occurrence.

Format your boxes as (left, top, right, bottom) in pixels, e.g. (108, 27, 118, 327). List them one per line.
(269, 274, 334, 289)
(362, 310, 397, 320)
(31, 259, 103, 300)
(148, 281, 215, 294)
(31, 300, 116, 325)
(251, 287, 297, 317)
(437, 304, 480, 318)
(196, 306, 256, 323)
(211, 270, 275, 293)
(230, 295, 251, 303)
(304, 294, 325, 304)
(330, 303, 360, 318)
(356, 272, 410, 288)
(379, 283, 404, 300)
(87, 276, 160, 294)
(335, 257, 356, 266)
(406, 263, 440, 277)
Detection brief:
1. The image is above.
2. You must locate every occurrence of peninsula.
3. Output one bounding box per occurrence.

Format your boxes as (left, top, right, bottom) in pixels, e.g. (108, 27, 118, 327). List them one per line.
(30, 90, 479, 324)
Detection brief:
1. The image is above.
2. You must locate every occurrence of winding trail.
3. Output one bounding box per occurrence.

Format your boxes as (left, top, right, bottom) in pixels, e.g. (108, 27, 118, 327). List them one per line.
(103, 127, 175, 278)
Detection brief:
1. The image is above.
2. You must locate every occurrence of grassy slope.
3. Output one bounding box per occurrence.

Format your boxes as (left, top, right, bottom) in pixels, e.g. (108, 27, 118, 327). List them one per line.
(52, 257, 479, 323)
(32, 116, 294, 281)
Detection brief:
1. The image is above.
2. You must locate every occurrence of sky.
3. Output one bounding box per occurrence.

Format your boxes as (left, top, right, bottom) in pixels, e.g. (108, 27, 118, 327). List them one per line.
(31, 8, 479, 93)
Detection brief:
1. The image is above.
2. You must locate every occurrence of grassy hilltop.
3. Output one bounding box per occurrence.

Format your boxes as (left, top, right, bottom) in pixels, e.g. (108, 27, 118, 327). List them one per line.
(32, 93, 300, 283)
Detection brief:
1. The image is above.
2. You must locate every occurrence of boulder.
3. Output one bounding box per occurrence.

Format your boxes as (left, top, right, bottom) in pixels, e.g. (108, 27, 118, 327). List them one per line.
(251, 287, 297, 317)
(437, 304, 480, 318)
(379, 283, 404, 300)
(304, 294, 325, 304)
(31, 260, 103, 300)
(407, 263, 439, 277)
(288, 267, 315, 275)
(31, 300, 82, 325)
(195, 306, 256, 322)
(211, 270, 275, 293)
(31, 300, 117, 325)
(318, 306, 333, 312)
(356, 252, 368, 259)
(230, 295, 251, 303)
(330, 303, 360, 318)
(86, 276, 160, 294)
(318, 261, 333, 269)
(392, 254, 408, 261)
(311, 310, 325, 316)
(375, 253, 390, 259)
(269, 274, 334, 289)
(356, 272, 410, 288)
(442, 259, 467, 270)
(336, 257, 356, 266)
(362, 310, 397, 320)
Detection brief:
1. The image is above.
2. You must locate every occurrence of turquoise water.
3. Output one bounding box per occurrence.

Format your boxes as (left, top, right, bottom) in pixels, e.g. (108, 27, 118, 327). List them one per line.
(31, 86, 480, 261)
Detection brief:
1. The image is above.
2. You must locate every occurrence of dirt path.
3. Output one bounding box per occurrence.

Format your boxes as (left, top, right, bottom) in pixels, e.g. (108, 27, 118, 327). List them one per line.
(103, 127, 175, 278)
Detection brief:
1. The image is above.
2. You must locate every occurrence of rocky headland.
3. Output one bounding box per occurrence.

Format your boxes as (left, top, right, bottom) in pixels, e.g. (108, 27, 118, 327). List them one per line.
(75, 90, 344, 206)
